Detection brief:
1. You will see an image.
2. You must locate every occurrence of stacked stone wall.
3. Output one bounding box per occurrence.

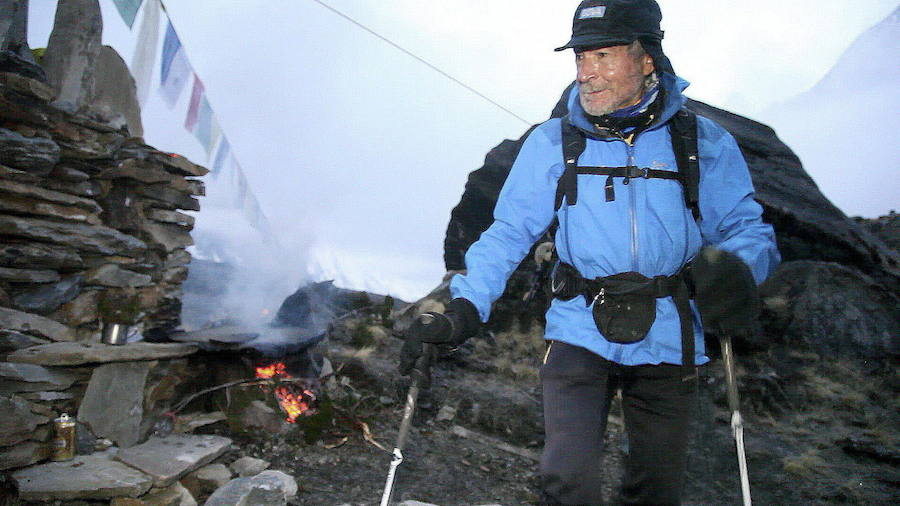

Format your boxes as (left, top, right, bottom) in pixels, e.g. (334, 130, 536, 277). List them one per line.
(0, 71, 204, 470)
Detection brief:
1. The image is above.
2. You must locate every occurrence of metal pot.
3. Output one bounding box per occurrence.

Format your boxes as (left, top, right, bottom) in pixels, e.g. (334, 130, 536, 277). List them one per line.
(101, 323, 129, 345)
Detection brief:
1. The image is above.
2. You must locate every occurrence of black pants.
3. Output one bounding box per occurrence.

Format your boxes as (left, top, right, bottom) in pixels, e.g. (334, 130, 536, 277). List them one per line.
(540, 341, 697, 506)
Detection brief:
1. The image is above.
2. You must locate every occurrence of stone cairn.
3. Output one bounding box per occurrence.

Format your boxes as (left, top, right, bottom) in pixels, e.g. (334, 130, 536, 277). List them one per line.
(0, 42, 247, 506)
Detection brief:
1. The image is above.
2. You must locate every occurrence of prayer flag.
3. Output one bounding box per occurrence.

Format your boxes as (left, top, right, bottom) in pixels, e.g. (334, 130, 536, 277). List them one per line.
(184, 75, 205, 131)
(130, 0, 160, 106)
(112, 0, 143, 28)
(211, 138, 230, 177)
(159, 21, 191, 108)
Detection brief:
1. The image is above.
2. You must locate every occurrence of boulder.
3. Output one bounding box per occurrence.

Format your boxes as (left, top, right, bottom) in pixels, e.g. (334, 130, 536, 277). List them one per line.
(42, 0, 103, 110)
(203, 470, 297, 506)
(760, 260, 900, 357)
(87, 45, 143, 136)
(0, 266, 59, 283)
(0, 362, 78, 393)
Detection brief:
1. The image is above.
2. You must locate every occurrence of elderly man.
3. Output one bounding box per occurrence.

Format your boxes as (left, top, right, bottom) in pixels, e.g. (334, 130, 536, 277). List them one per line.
(401, 0, 780, 504)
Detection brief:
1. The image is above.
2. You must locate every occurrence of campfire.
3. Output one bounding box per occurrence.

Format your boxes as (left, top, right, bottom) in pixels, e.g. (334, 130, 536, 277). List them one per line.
(254, 361, 318, 423)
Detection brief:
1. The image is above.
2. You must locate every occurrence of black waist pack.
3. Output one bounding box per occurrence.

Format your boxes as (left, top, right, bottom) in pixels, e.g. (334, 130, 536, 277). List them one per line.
(552, 263, 688, 344)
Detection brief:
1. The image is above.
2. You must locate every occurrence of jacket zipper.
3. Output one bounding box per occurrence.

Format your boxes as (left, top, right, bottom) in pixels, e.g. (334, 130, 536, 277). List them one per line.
(626, 142, 639, 272)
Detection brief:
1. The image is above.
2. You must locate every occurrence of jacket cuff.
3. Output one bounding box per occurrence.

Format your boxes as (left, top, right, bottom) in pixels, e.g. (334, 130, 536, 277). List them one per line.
(447, 297, 481, 342)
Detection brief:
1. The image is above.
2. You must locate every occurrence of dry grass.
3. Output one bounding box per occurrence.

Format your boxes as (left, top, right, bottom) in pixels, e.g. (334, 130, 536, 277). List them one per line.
(471, 324, 547, 381)
(782, 449, 828, 477)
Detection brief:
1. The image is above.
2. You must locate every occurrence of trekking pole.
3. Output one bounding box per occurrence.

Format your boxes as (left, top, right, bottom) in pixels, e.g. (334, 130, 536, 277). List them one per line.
(380, 331, 436, 506)
(720, 334, 752, 506)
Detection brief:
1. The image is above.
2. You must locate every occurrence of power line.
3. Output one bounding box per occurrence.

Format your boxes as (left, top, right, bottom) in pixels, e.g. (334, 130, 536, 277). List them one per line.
(309, 0, 534, 126)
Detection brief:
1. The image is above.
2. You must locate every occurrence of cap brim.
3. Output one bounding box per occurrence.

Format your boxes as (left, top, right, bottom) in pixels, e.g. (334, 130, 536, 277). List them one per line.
(554, 35, 636, 52)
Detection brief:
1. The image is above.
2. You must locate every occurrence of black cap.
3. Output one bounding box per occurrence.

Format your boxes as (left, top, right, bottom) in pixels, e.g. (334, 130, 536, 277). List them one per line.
(555, 0, 664, 52)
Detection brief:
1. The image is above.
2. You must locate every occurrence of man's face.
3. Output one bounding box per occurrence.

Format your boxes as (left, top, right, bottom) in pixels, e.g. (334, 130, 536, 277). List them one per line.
(576, 44, 655, 116)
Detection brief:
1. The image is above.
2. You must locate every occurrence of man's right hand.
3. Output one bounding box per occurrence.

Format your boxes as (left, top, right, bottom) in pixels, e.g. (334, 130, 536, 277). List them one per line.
(399, 298, 481, 376)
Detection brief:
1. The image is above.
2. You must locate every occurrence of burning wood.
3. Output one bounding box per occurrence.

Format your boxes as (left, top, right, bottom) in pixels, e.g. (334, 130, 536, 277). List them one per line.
(255, 361, 318, 423)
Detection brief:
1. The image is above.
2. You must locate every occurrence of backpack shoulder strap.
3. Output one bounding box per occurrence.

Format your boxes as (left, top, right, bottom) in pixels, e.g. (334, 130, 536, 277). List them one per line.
(668, 108, 702, 222)
(556, 115, 586, 211)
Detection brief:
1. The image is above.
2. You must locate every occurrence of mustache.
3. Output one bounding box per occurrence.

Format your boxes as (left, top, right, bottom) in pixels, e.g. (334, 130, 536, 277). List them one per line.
(580, 86, 605, 94)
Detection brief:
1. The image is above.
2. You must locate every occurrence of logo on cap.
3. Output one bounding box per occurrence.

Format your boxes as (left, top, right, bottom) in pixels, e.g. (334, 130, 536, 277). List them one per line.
(578, 6, 607, 19)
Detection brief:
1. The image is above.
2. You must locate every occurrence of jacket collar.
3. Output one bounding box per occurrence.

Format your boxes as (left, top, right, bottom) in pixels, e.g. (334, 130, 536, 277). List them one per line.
(566, 72, 689, 137)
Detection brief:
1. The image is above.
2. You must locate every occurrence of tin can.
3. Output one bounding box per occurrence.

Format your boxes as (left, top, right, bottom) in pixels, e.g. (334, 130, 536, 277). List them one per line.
(51, 413, 76, 461)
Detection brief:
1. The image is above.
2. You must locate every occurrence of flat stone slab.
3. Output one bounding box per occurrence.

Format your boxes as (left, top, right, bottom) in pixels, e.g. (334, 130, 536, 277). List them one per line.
(78, 361, 151, 448)
(115, 434, 232, 487)
(0, 306, 74, 341)
(12, 451, 153, 501)
(6, 341, 198, 366)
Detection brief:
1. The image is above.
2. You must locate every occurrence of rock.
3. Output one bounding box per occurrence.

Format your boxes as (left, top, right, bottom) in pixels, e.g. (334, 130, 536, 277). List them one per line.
(50, 288, 100, 326)
(0, 241, 84, 270)
(172, 411, 227, 434)
(760, 260, 900, 357)
(0, 265, 60, 283)
(12, 451, 153, 501)
(102, 158, 174, 184)
(42, 0, 103, 109)
(6, 341, 198, 366)
(0, 127, 60, 175)
(399, 502, 441, 506)
(0, 329, 50, 354)
(115, 434, 232, 488)
(84, 264, 152, 288)
(144, 222, 194, 252)
(0, 441, 52, 471)
(0, 191, 103, 224)
(149, 151, 208, 178)
(0, 362, 78, 391)
(48, 163, 91, 182)
(203, 470, 297, 506)
(134, 481, 197, 506)
(0, 214, 147, 256)
(0, 177, 102, 213)
(149, 208, 195, 227)
(136, 184, 200, 211)
(0, 394, 49, 446)
(0, 70, 53, 100)
(21, 391, 74, 402)
(229, 456, 269, 477)
(238, 400, 285, 434)
(77, 361, 151, 448)
(0, 306, 75, 341)
(180, 463, 231, 498)
(12, 274, 83, 315)
(87, 45, 142, 137)
(856, 211, 900, 252)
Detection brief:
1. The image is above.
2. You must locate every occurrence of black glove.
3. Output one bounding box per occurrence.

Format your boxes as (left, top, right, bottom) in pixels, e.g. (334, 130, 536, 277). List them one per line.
(399, 298, 480, 376)
(691, 247, 762, 340)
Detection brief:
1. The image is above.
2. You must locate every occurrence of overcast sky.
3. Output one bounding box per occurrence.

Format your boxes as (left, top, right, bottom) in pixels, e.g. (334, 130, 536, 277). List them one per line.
(28, 0, 899, 303)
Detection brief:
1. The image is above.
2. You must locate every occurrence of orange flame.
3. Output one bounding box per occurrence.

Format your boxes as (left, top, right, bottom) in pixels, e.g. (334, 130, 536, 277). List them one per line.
(274, 386, 316, 423)
(255, 362, 288, 379)
(254, 361, 316, 422)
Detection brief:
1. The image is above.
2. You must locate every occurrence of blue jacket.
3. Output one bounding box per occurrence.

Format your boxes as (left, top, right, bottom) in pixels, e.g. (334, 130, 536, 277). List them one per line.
(451, 73, 780, 366)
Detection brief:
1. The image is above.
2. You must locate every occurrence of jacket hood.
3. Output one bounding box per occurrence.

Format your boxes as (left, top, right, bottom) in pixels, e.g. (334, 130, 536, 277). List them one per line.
(566, 71, 690, 135)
